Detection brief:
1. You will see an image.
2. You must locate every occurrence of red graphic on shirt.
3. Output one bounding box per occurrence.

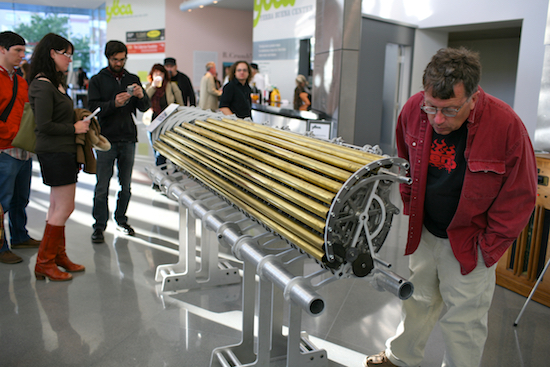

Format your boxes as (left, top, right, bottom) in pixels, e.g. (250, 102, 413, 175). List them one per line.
(430, 140, 457, 173)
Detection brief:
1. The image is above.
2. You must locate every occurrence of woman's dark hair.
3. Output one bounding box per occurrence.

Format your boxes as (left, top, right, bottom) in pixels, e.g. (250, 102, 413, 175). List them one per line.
(148, 63, 170, 82)
(29, 33, 73, 87)
(104, 40, 127, 59)
(422, 47, 481, 99)
(228, 61, 252, 83)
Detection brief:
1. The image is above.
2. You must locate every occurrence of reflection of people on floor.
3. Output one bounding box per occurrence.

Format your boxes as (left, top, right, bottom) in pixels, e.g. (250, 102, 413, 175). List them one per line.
(35, 281, 90, 364)
(0, 256, 46, 365)
(90, 236, 154, 360)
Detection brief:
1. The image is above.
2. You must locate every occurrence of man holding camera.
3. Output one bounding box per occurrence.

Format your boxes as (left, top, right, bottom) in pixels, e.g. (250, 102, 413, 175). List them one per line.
(88, 40, 150, 243)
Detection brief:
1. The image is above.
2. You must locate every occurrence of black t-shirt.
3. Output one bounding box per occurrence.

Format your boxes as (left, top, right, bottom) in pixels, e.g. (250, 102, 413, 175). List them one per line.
(424, 122, 468, 238)
(219, 78, 252, 119)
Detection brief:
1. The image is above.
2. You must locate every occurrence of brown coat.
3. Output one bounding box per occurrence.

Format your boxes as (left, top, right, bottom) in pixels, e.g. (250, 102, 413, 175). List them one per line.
(74, 108, 111, 174)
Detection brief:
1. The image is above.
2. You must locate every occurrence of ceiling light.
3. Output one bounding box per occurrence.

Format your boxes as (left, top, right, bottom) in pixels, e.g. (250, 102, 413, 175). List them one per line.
(179, 0, 222, 11)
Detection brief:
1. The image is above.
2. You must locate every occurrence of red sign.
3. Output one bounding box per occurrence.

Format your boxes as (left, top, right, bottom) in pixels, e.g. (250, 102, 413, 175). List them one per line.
(127, 42, 165, 54)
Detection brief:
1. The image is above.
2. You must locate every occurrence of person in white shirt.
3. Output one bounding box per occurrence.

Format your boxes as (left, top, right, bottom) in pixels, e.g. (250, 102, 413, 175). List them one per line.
(199, 61, 222, 111)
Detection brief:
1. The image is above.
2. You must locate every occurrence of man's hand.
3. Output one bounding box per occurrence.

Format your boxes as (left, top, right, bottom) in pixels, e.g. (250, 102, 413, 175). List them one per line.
(130, 83, 144, 99)
(115, 91, 131, 107)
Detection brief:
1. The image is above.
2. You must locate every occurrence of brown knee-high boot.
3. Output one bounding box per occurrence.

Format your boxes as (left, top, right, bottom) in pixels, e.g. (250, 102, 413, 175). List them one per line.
(56, 227, 85, 272)
(35, 223, 72, 281)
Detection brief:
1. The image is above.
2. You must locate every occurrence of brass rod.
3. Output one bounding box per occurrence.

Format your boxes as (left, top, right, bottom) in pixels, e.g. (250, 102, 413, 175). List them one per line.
(197, 118, 358, 177)
(165, 129, 335, 204)
(221, 117, 383, 163)
(154, 141, 325, 259)
(172, 124, 341, 204)
(162, 132, 329, 218)
(159, 135, 326, 232)
(177, 124, 343, 192)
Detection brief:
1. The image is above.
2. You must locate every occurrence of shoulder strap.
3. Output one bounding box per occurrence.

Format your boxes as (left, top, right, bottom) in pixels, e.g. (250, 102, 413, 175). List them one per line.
(0, 74, 19, 122)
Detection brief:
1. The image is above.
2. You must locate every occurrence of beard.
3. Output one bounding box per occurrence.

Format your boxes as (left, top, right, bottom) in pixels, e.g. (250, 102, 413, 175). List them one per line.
(109, 63, 123, 73)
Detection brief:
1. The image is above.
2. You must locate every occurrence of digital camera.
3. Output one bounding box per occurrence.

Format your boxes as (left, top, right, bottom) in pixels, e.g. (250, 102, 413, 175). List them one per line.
(126, 85, 134, 95)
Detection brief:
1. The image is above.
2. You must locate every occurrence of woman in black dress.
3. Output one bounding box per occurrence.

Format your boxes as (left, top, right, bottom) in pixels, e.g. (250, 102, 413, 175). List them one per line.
(29, 33, 90, 281)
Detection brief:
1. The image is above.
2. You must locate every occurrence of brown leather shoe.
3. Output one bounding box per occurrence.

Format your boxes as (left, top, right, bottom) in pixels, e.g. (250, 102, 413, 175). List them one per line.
(364, 351, 398, 367)
(11, 238, 41, 249)
(0, 250, 23, 264)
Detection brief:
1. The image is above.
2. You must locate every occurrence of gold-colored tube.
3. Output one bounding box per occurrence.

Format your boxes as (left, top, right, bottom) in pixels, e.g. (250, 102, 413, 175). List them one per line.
(181, 121, 351, 192)
(221, 117, 383, 164)
(175, 124, 343, 194)
(159, 135, 326, 232)
(161, 131, 329, 218)
(197, 119, 360, 177)
(153, 141, 325, 259)
(165, 129, 335, 204)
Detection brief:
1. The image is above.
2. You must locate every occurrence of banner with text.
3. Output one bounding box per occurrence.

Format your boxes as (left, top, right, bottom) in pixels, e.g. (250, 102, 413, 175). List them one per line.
(252, 0, 316, 105)
(106, 0, 166, 79)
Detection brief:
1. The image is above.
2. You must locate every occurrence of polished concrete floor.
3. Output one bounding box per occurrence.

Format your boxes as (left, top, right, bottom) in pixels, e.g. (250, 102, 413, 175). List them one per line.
(2, 130, 550, 367)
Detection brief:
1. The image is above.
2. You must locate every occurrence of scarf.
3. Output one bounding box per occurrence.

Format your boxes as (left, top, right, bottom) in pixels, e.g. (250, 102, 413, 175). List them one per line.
(151, 79, 168, 115)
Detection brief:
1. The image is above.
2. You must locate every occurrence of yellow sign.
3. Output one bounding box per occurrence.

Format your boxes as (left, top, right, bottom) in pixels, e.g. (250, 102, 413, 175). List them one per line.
(254, 0, 296, 28)
(106, 0, 134, 23)
(147, 30, 161, 38)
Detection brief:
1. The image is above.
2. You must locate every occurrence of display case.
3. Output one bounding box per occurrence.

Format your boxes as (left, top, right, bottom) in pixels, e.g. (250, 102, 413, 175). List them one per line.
(496, 153, 550, 307)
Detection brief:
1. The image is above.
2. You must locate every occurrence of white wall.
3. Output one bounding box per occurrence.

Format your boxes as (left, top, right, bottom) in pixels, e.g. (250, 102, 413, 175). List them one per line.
(165, 0, 253, 92)
(362, 0, 550, 138)
(449, 38, 520, 107)
(105, 0, 166, 81)
(253, 0, 316, 103)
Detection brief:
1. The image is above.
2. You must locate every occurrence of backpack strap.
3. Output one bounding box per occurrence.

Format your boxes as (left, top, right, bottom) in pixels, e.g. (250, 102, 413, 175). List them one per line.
(0, 74, 19, 122)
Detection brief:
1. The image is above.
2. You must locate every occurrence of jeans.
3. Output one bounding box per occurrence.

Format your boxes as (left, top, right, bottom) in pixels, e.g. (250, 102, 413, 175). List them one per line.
(0, 153, 32, 252)
(147, 131, 166, 166)
(92, 142, 135, 230)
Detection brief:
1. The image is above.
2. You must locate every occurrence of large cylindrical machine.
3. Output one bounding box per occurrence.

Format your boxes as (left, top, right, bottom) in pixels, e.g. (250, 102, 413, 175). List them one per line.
(151, 107, 411, 282)
(148, 107, 414, 366)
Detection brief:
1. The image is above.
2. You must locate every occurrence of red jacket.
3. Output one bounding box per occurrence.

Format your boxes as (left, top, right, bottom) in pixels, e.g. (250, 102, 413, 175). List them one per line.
(396, 87, 537, 275)
(0, 69, 29, 149)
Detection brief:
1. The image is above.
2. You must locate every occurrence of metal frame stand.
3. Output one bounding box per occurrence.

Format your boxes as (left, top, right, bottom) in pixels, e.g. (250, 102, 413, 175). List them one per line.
(151, 170, 241, 293)
(146, 164, 409, 366)
(147, 165, 330, 367)
(514, 258, 550, 326)
(211, 254, 328, 367)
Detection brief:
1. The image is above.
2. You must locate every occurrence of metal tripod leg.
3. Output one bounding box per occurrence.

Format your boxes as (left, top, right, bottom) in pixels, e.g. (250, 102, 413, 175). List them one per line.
(514, 257, 550, 326)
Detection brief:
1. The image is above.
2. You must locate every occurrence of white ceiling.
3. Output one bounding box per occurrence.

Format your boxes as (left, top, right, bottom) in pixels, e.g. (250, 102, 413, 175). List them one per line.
(10, 0, 253, 11)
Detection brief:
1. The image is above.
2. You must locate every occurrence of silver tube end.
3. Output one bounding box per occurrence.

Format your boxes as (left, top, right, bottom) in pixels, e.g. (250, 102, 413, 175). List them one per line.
(374, 268, 414, 300)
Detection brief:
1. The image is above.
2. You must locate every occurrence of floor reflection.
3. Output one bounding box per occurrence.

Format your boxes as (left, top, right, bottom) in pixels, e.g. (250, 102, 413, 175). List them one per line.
(0, 142, 549, 366)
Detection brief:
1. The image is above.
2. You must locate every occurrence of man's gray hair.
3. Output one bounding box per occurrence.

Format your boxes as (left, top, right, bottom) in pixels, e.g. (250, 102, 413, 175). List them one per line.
(206, 62, 216, 71)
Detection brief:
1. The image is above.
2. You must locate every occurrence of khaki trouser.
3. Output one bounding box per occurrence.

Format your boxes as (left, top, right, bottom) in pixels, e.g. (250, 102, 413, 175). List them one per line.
(385, 226, 496, 367)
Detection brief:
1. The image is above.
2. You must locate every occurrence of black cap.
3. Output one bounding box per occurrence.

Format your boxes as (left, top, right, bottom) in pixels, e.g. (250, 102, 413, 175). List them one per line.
(250, 63, 258, 70)
(164, 57, 176, 66)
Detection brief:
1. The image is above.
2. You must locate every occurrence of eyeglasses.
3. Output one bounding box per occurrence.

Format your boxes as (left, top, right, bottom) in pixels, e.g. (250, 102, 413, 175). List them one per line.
(109, 57, 127, 64)
(421, 98, 469, 117)
(55, 50, 73, 60)
(236, 68, 248, 72)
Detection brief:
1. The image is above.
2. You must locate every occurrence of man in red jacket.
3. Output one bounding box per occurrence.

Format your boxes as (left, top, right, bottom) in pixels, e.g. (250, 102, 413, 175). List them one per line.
(0, 31, 41, 264)
(365, 47, 537, 367)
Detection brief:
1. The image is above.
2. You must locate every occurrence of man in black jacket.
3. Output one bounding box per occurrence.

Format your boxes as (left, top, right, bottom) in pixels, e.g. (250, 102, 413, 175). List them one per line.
(163, 57, 196, 106)
(88, 40, 150, 243)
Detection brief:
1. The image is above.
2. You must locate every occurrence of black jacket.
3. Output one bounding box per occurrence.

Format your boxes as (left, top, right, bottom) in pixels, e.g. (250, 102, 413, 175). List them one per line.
(88, 67, 150, 143)
(172, 71, 196, 106)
